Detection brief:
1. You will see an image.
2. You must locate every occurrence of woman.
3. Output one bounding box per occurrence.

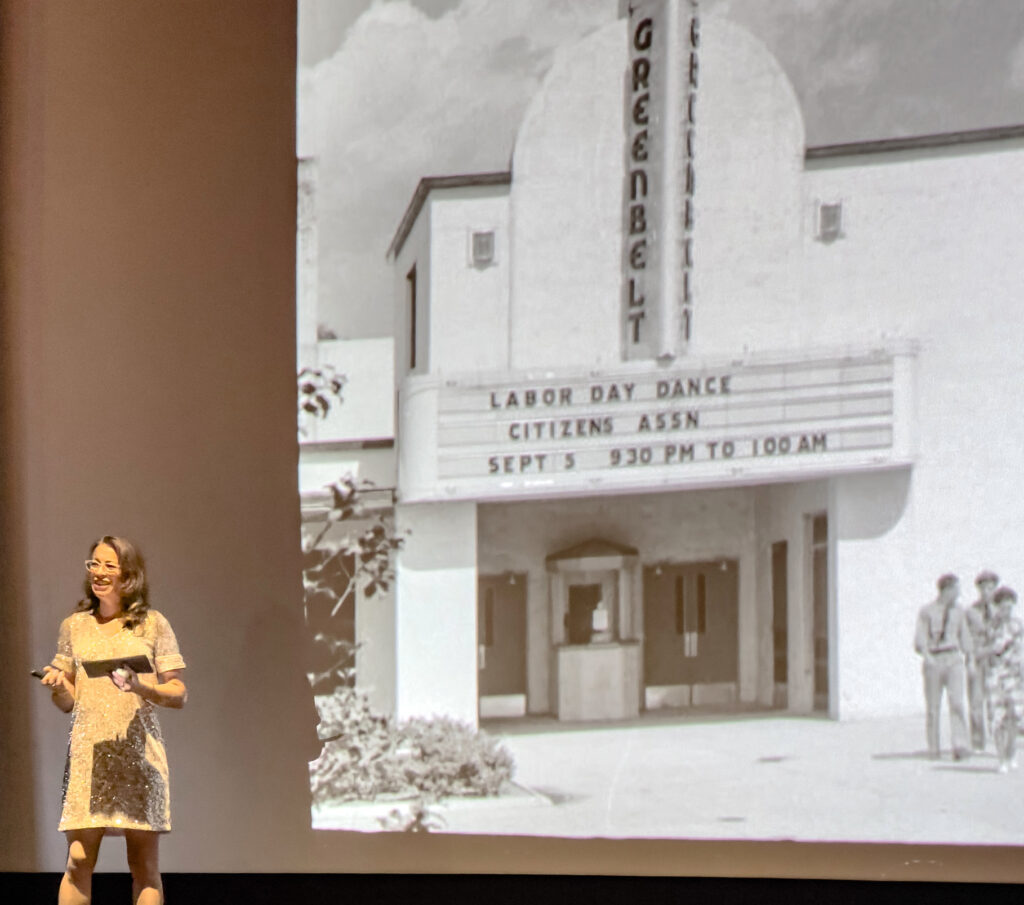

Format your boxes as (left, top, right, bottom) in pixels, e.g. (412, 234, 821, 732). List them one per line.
(40, 536, 187, 905)
(980, 585, 1024, 773)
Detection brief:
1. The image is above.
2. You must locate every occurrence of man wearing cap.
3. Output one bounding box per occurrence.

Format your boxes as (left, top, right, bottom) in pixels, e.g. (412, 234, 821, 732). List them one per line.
(914, 573, 972, 760)
(965, 570, 998, 751)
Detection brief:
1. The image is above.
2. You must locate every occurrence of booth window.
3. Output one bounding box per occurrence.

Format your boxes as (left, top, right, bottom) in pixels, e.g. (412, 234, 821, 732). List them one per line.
(566, 583, 602, 645)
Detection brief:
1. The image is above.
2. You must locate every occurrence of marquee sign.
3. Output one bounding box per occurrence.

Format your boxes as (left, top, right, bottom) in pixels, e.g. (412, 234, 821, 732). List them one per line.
(397, 350, 914, 502)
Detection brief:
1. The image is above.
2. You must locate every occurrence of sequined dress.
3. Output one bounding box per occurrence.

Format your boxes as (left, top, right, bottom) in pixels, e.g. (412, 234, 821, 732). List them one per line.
(51, 610, 186, 833)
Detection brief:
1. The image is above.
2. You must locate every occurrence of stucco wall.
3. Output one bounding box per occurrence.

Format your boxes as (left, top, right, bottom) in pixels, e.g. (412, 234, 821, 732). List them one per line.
(301, 338, 395, 444)
(832, 469, 918, 718)
(394, 501, 479, 723)
(689, 16, 805, 358)
(429, 189, 511, 375)
(509, 22, 626, 370)
(803, 142, 1024, 717)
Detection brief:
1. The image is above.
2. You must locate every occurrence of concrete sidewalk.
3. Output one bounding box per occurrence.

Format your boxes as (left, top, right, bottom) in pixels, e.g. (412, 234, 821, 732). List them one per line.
(315, 711, 1024, 844)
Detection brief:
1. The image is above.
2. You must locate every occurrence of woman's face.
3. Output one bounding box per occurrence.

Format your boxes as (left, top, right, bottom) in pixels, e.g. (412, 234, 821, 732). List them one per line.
(87, 542, 123, 605)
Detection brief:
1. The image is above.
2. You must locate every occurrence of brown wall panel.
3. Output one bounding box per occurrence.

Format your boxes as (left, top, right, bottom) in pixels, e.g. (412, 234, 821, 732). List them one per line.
(0, 0, 317, 872)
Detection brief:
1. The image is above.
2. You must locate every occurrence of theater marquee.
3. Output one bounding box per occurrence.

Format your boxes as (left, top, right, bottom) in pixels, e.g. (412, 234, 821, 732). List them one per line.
(397, 349, 916, 503)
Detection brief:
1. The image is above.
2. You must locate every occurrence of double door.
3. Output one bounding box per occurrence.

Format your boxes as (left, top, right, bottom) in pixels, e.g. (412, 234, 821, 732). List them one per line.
(643, 560, 738, 688)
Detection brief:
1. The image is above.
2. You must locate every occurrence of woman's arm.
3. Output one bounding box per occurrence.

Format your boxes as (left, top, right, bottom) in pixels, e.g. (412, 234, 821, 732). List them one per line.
(116, 667, 187, 709)
(40, 666, 75, 713)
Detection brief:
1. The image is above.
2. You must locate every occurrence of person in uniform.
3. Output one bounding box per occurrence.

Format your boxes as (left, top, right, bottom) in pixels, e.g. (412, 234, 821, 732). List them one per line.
(965, 570, 999, 751)
(978, 586, 1024, 773)
(913, 573, 972, 760)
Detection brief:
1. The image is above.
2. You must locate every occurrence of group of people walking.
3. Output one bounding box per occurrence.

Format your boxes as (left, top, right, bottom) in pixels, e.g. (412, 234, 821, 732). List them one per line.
(914, 570, 1023, 772)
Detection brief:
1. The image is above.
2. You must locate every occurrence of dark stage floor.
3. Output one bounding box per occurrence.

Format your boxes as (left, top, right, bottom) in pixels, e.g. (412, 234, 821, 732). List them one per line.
(1, 875, 1022, 905)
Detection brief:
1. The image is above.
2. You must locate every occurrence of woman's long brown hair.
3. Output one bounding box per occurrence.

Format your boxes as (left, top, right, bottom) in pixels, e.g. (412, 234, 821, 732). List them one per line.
(77, 535, 151, 629)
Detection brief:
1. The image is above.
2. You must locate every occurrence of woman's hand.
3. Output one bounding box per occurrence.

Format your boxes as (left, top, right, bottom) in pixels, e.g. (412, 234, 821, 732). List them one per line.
(109, 664, 133, 692)
(109, 664, 149, 695)
(110, 665, 187, 708)
(40, 666, 75, 712)
(41, 665, 73, 693)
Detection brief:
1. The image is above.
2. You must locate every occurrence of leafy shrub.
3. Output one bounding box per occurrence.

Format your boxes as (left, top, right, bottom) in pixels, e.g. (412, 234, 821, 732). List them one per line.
(310, 687, 515, 804)
(397, 716, 515, 799)
(310, 687, 400, 802)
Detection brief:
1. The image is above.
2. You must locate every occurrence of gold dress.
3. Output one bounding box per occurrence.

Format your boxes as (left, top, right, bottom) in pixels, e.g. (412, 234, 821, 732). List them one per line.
(51, 609, 186, 834)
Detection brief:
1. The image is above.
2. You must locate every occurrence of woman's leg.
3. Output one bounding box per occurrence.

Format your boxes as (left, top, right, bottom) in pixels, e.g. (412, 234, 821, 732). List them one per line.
(59, 829, 103, 905)
(124, 830, 163, 905)
(1009, 705, 1020, 767)
(992, 695, 1012, 770)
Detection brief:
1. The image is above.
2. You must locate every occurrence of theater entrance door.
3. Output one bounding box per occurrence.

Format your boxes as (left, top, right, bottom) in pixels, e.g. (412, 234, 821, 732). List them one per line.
(643, 560, 739, 709)
(477, 574, 527, 718)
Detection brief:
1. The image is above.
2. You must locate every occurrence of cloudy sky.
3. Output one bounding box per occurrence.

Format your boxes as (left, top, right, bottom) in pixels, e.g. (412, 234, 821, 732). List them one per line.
(299, 0, 1024, 338)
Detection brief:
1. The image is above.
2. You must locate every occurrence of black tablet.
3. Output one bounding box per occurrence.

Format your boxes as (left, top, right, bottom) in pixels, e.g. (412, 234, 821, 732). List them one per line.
(81, 655, 154, 679)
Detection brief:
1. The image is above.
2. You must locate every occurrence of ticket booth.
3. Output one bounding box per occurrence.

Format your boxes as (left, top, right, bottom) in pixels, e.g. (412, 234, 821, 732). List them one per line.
(547, 539, 642, 721)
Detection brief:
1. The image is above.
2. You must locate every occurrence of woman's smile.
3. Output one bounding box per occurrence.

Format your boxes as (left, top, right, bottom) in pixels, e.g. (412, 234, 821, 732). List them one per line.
(87, 542, 123, 602)
(91, 575, 115, 593)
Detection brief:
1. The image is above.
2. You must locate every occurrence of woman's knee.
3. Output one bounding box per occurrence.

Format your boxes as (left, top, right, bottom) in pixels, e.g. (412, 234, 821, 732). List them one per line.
(125, 834, 161, 881)
(66, 838, 99, 876)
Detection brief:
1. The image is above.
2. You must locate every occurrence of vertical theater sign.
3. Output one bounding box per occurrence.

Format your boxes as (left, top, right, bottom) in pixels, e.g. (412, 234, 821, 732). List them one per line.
(623, 0, 700, 361)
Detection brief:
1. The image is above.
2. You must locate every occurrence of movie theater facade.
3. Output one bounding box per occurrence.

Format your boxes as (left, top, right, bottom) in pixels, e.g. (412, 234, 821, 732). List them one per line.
(346, 5, 1024, 727)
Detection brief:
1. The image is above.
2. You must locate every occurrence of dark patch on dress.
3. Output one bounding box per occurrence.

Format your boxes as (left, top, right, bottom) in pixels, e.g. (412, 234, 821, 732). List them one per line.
(89, 711, 165, 825)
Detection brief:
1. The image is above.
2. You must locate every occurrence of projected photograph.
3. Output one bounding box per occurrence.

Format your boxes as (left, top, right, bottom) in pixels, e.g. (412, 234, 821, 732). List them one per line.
(295, 0, 1024, 842)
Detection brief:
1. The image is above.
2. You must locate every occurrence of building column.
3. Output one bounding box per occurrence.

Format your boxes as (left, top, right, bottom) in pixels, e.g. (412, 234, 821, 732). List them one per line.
(753, 502, 776, 709)
(547, 571, 566, 716)
(738, 525, 760, 704)
(787, 514, 815, 713)
(526, 569, 549, 714)
(394, 501, 479, 726)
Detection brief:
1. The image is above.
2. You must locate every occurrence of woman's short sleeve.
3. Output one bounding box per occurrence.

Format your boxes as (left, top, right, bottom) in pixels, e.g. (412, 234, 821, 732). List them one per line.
(51, 616, 74, 675)
(152, 612, 186, 673)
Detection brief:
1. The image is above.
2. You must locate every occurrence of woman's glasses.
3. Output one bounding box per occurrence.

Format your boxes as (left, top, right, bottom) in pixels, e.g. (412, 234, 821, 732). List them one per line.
(85, 560, 120, 575)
